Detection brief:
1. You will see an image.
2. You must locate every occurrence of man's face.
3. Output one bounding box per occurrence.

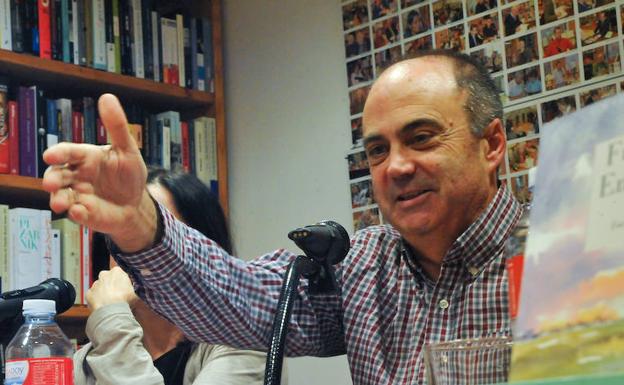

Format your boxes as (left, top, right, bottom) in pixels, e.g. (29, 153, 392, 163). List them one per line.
(554, 28, 562, 38)
(361, 59, 498, 245)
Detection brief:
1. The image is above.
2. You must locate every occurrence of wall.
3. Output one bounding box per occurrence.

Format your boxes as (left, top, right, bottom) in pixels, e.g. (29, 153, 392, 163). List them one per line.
(222, 1, 353, 384)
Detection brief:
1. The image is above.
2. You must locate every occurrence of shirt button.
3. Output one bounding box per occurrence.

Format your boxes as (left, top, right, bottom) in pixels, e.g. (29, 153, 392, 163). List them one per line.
(439, 299, 449, 309)
(140, 268, 152, 276)
(468, 266, 479, 277)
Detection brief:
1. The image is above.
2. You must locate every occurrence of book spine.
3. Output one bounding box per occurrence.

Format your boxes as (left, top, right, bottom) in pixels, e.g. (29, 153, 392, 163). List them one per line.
(24, 0, 38, 55)
(76, 0, 86, 65)
(9, 208, 43, 289)
(0, 81, 8, 174)
(190, 17, 198, 90)
(0, 0, 13, 50)
(92, 0, 107, 70)
(61, 0, 70, 62)
(141, 0, 152, 80)
(51, 218, 81, 305)
(202, 17, 213, 92)
(0, 204, 9, 292)
(10, 0, 24, 53)
(19, 86, 36, 177)
(80, 225, 92, 305)
(56, 98, 72, 142)
(35, 87, 47, 177)
(130, 0, 143, 78)
(38, 209, 53, 282)
(49, 0, 58, 60)
(84, 0, 93, 68)
(71, 110, 83, 144)
(111, 0, 121, 73)
(50, 229, 61, 279)
(104, 0, 115, 72)
(46, 98, 59, 150)
(8, 100, 18, 175)
(183, 14, 191, 89)
(181, 121, 189, 172)
(175, 14, 184, 87)
(206, 117, 218, 189)
(188, 119, 195, 174)
(38, 0, 51, 58)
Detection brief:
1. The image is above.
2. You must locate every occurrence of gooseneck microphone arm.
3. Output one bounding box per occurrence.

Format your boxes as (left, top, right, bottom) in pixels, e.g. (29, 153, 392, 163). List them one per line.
(263, 221, 350, 385)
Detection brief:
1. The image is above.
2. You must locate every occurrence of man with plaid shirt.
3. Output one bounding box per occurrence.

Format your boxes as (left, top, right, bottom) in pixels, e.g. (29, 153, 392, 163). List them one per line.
(43, 50, 522, 385)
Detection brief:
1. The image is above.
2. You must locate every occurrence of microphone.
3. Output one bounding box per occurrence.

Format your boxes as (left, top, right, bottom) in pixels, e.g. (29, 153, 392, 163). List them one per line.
(0, 279, 76, 323)
(288, 220, 350, 265)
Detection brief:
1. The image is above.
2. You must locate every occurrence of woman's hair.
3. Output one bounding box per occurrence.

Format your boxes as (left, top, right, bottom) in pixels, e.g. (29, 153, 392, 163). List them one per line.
(147, 168, 233, 254)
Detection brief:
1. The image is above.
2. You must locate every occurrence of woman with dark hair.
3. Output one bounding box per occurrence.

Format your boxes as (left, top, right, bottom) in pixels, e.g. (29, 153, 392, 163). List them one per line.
(74, 169, 273, 385)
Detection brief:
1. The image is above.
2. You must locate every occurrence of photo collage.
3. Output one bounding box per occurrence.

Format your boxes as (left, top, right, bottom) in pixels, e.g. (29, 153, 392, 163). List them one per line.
(342, 0, 624, 229)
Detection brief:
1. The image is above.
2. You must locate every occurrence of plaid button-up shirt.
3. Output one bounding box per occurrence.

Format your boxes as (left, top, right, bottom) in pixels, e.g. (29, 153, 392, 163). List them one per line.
(117, 186, 521, 385)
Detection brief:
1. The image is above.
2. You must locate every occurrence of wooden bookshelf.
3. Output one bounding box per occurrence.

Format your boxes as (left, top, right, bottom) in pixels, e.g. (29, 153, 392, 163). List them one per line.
(0, 0, 228, 337)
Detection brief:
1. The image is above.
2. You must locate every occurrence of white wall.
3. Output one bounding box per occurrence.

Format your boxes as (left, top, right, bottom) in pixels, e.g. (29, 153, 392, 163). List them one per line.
(222, 1, 354, 384)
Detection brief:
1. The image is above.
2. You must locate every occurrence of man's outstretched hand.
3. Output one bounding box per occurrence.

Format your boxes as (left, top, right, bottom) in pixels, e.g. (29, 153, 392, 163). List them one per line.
(42, 94, 158, 252)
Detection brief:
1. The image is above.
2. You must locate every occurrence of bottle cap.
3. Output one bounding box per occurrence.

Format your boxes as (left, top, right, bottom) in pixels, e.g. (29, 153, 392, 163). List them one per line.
(22, 299, 56, 315)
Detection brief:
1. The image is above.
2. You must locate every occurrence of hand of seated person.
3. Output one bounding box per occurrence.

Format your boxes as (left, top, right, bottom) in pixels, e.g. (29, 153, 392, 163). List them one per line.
(86, 266, 139, 311)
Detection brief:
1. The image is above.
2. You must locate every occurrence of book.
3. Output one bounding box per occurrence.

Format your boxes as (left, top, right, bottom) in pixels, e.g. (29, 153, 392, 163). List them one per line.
(156, 111, 180, 172)
(92, 0, 107, 70)
(18, 86, 37, 177)
(510, 94, 624, 382)
(7, 100, 19, 175)
(0, 0, 12, 50)
(8, 208, 47, 290)
(160, 17, 178, 85)
(111, 0, 121, 73)
(10, 0, 24, 53)
(51, 218, 81, 305)
(80, 225, 92, 304)
(0, 79, 8, 174)
(130, 0, 144, 78)
(60, 0, 70, 63)
(0, 204, 9, 292)
(176, 14, 185, 87)
(37, 0, 51, 58)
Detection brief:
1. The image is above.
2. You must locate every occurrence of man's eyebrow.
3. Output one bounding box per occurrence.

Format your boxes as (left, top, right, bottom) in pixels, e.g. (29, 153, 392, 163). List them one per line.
(363, 118, 442, 146)
(363, 133, 383, 148)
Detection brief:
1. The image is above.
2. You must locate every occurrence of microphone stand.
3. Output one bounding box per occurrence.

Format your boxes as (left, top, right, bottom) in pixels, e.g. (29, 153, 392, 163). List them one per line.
(263, 221, 349, 385)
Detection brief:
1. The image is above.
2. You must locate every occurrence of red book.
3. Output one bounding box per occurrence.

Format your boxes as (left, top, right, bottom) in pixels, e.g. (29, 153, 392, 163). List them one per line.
(72, 111, 84, 143)
(0, 87, 8, 173)
(38, 0, 52, 59)
(8, 101, 19, 175)
(181, 121, 190, 172)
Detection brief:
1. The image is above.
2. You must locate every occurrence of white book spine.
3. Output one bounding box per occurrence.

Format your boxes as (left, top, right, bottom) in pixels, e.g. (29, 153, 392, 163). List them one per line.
(0, 0, 12, 50)
(72, 0, 80, 65)
(9, 208, 43, 290)
(193, 117, 209, 186)
(0, 204, 9, 292)
(50, 229, 61, 279)
(131, 0, 144, 78)
(81, 226, 91, 304)
(176, 14, 185, 87)
(92, 0, 107, 70)
(39, 210, 53, 282)
(162, 123, 170, 170)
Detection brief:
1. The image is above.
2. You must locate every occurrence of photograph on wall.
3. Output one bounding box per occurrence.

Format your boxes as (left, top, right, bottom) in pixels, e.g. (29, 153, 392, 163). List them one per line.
(504, 104, 539, 139)
(538, 0, 573, 25)
(345, 27, 372, 58)
(348, 150, 370, 179)
(353, 206, 381, 231)
(540, 94, 577, 123)
(502, 1, 537, 37)
(504, 32, 539, 68)
(349, 85, 371, 115)
(373, 17, 400, 49)
(507, 137, 540, 172)
(351, 178, 375, 208)
(543, 54, 580, 91)
(402, 0, 426, 7)
(342, 0, 370, 30)
(577, 0, 614, 13)
(347, 56, 374, 87)
(579, 8, 618, 46)
(404, 34, 434, 53)
(435, 24, 465, 51)
(579, 82, 617, 107)
(432, 0, 464, 26)
(466, 0, 498, 16)
(506, 65, 542, 101)
(351, 117, 363, 146)
(510, 171, 533, 203)
(468, 13, 500, 48)
(470, 42, 504, 73)
(541, 20, 576, 58)
(582, 42, 621, 81)
(402, 4, 432, 38)
(375, 45, 402, 76)
(371, 0, 399, 19)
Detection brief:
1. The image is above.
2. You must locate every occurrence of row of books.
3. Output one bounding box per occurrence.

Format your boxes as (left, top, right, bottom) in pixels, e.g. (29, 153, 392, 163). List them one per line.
(0, 82, 219, 192)
(0, 0, 214, 91)
(0, 206, 92, 305)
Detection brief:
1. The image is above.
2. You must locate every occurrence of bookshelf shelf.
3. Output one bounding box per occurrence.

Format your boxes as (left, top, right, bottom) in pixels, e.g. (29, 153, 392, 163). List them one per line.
(0, 175, 49, 209)
(0, 48, 214, 112)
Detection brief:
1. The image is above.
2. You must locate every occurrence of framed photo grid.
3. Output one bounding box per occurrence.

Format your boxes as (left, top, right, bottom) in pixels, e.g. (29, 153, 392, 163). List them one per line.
(342, 0, 624, 229)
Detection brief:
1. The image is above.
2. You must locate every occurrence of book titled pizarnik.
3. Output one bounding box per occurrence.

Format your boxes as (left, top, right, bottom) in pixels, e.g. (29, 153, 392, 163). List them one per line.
(510, 94, 624, 382)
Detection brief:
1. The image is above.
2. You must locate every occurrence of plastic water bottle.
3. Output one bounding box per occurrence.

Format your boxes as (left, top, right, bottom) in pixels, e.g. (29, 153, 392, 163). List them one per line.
(4, 299, 74, 385)
(505, 167, 536, 334)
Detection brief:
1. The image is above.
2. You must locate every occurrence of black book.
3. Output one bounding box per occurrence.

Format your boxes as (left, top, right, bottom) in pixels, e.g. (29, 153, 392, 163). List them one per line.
(10, 0, 24, 53)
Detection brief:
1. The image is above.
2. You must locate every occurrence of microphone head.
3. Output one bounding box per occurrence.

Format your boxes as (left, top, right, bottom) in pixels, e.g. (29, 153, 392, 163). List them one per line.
(318, 220, 350, 264)
(40, 278, 76, 314)
(288, 220, 350, 265)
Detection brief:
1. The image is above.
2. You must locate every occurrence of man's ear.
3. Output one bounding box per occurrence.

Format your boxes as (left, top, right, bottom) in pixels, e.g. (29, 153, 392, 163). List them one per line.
(481, 118, 506, 174)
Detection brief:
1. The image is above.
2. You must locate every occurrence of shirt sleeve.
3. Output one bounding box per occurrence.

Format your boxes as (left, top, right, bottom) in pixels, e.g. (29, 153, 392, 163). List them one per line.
(186, 344, 268, 385)
(73, 302, 165, 385)
(111, 203, 346, 357)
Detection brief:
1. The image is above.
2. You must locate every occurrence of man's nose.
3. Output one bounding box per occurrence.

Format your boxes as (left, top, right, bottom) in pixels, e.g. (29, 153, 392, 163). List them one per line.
(386, 147, 416, 179)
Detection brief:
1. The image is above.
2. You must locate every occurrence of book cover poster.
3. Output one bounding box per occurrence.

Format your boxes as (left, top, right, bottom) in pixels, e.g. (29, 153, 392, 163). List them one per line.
(510, 94, 624, 382)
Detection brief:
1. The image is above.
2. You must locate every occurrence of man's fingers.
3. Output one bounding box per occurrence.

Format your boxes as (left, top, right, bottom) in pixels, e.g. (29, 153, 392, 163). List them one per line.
(43, 141, 90, 167)
(98, 94, 136, 152)
(42, 164, 77, 192)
